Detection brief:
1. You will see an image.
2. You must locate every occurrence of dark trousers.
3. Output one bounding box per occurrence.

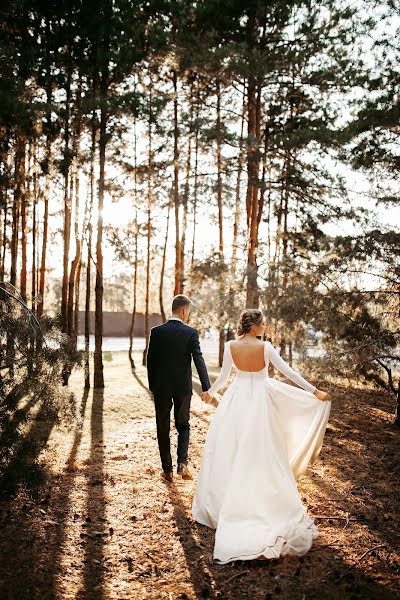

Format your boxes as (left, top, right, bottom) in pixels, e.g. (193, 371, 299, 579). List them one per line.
(154, 393, 191, 472)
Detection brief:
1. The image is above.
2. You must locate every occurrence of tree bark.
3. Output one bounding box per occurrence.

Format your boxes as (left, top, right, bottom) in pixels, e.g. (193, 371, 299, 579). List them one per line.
(160, 204, 170, 323)
(279, 152, 291, 359)
(191, 123, 199, 272)
(84, 222, 92, 389)
(84, 155, 94, 390)
(245, 76, 262, 308)
(20, 144, 27, 302)
(216, 80, 225, 366)
(216, 79, 224, 262)
(37, 19, 53, 320)
(0, 202, 3, 281)
(31, 141, 38, 311)
(128, 212, 139, 369)
(94, 84, 107, 389)
(37, 158, 49, 319)
(394, 386, 400, 427)
(67, 75, 83, 345)
(0, 200, 7, 281)
(245, 11, 263, 309)
(129, 106, 139, 369)
(190, 84, 201, 280)
(231, 85, 245, 283)
(288, 338, 293, 367)
(173, 70, 182, 296)
(61, 67, 72, 333)
(180, 108, 192, 293)
(143, 86, 153, 367)
(74, 258, 82, 344)
(10, 135, 25, 287)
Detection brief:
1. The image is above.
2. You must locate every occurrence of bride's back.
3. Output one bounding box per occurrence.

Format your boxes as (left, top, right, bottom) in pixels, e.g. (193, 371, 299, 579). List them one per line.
(230, 338, 265, 372)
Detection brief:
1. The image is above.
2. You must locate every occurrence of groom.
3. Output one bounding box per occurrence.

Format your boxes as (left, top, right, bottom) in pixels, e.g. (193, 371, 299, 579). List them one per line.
(146, 295, 210, 482)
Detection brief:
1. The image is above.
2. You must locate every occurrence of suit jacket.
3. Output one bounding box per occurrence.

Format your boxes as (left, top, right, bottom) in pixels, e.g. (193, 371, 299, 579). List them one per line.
(146, 319, 210, 397)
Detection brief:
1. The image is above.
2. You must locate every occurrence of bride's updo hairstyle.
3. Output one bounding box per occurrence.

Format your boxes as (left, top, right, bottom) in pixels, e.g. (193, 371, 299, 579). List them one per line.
(237, 308, 263, 336)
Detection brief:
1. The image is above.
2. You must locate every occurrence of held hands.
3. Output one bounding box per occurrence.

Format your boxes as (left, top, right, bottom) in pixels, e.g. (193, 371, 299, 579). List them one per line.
(201, 391, 213, 404)
(313, 389, 331, 402)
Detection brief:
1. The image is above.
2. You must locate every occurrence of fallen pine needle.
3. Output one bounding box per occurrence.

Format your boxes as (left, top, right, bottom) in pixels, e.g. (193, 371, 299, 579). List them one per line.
(144, 550, 158, 563)
(343, 514, 350, 530)
(313, 515, 359, 521)
(339, 543, 389, 579)
(225, 570, 250, 584)
(310, 538, 341, 552)
(354, 543, 389, 566)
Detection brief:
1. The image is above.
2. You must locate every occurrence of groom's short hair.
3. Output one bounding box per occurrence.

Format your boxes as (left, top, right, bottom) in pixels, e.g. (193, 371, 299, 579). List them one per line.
(172, 294, 191, 313)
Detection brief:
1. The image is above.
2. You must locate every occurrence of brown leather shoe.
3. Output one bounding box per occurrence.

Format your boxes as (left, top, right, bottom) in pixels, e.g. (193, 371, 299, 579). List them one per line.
(161, 470, 173, 482)
(177, 463, 193, 480)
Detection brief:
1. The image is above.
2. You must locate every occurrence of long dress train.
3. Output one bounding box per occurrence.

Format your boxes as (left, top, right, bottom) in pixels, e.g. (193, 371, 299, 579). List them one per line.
(192, 340, 331, 564)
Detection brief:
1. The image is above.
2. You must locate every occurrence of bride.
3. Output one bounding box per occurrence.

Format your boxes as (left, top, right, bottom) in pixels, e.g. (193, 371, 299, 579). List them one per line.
(192, 308, 331, 564)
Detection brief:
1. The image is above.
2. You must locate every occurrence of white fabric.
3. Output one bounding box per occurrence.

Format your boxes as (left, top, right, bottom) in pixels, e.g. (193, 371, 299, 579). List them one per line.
(192, 340, 331, 564)
(168, 317, 183, 322)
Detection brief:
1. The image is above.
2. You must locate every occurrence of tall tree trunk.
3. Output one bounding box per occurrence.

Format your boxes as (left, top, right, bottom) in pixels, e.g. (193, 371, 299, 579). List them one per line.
(246, 75, 261, 308)
(31, 141, 38, 311)
(191, 124, 199, 272)
(216, 80, 226, 366)
(143, 206, 151, 367)
(129, 106, 139, 369)
(85, 225, 93, 389)
(74, 128, 88, 348)
(84, 118, 95, 389)
(10, 135, 24, 287)
(67, 190, 79, 336)
(37, 153, 49, 319)
(266, 162, 272, 280)
(37, 19, 53, 319)
(7, 135, 24, 370)
(231, 85, 245, 284)
(61, 67, 72, 333)
(245, 74, 258, 307)
(288, 338, 293, 367)
(0, 203, 3, 280)
(94, 91, 106, 389)
(74, 258, 82, 345)
(190, 84, 201, 280)
(245, 52, 263, 308)
(20, 144, 28, 302)
(160, 204, 170, 323)
(0, 200, 7, 281)
(394, 386, 400, 427)
(128, 212, 139, 369)
(216, 79, 224, 262)
(143, 87, 153, 367)
(173, 70, 182, 296)
(67, 76, 83, 345)
(278, 150, 291, 359)
(180, 110, 192, 293)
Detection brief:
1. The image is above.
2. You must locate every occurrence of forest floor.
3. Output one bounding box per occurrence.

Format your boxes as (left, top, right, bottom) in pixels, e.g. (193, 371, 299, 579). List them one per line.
(0, 350, 399, 600)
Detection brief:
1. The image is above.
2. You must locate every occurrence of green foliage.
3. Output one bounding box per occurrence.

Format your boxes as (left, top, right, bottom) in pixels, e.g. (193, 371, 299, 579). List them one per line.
(0, 287, 81, 495)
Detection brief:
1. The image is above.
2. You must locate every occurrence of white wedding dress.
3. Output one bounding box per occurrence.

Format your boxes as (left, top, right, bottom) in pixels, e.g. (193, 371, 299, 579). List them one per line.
(192, 340, 331, 564)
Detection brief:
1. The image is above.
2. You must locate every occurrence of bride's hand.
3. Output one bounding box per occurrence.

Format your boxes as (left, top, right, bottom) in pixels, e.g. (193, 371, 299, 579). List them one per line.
(201, 391, 213, 404)
(314, 389, 331, 402)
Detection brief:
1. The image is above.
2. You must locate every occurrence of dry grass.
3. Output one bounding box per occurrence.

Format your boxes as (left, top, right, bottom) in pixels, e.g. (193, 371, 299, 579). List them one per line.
(0, 350, 399, 599)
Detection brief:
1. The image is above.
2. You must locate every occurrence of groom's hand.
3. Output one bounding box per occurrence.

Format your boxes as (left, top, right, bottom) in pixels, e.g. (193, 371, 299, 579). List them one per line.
(201, 391, 213, 404)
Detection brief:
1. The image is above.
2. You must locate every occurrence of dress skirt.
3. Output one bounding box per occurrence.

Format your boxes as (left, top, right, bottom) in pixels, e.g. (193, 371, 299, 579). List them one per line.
(192, 371, 331, 564)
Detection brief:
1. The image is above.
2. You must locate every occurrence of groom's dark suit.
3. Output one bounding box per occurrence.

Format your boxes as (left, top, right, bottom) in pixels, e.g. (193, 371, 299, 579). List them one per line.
(147, 318, 210, 472)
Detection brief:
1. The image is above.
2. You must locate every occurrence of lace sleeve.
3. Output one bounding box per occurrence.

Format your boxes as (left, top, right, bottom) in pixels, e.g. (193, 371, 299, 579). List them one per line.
(266, 342, 316, 393)
(208, 341, 233, 396)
